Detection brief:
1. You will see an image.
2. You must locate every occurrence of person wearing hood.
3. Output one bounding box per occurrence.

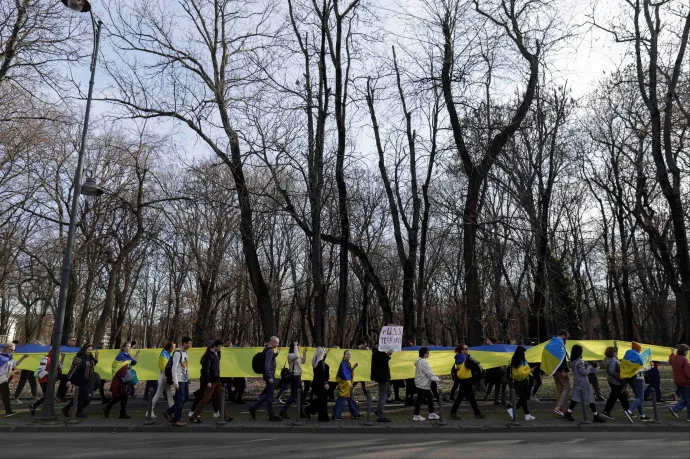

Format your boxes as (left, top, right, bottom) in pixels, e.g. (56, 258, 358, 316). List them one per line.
(601, 346, 629, 419)
(413, 347, 441, 421)
(306, 346, 330, 422)
(332, 350, 361, 420)
(564, 344, 606, 423)
(0, 343, 28, 417)
(103, 341, 139, 419)
(370, 344, 392, 423)
(449, 344, 485, 420)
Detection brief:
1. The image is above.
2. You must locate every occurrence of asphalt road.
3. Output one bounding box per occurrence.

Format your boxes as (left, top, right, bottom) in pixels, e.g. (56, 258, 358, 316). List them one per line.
(1, 432, 688, 458)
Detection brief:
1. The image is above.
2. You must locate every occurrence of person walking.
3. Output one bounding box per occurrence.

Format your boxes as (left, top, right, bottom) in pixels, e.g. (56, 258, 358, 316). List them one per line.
(249, 336, 281, 421)
(29, 347, 63, 415)
(145, 341, 175, 419)
(643, 361, 662, 402)
(412, 347, 440, 421)
(449, 344, 485, 420)
(57, 336, 77, 401)
(668, 344, 690, 423)
(587, 362, 605, 401)
(164, 336, 191, 427)
(601, 346, 629, 420)
(12, 345, 37, 405)
(0, 343, 28, 417)
(564, 344, 606, 423)
(306, 347, 330, 422)
(370, 344, 392, 422)
(623, 342, 652, 423)
(507, 345, 535, 421)
(552, 330, 571, 417)
(280, 342, 308, 419)
(332, 350, 361, 420)
(190, 340, 230, 423)
(103, 341, 140, 419)
(62, 344, 99, 418)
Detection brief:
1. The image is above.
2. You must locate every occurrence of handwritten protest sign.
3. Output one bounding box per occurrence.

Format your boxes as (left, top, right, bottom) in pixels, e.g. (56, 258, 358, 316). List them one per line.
(378, 326, 403, 352)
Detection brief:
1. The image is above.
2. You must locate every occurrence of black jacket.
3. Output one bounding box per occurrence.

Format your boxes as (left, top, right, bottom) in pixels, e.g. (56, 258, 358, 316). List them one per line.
(313, 360, 330, 388)
(200, 350, 221, 384)
(370, 348, 391, 382)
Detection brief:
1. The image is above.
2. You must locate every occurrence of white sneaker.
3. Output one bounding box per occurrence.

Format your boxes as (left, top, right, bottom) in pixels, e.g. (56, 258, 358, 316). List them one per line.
(145, 411, 157, 419)
(428, 413, 440, 420)
(413, 415, 426, 421)
(213, 412, 220, 418)
(525, 414, 535, 421)
(188, 410, 193, 418)
(507, 408, 514, 419)
(13, 398, 22, 405)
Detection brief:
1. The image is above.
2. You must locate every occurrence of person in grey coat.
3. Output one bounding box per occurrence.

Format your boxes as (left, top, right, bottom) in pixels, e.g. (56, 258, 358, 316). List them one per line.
(602, 346, 629, 419)
(565, 345, 605, 423)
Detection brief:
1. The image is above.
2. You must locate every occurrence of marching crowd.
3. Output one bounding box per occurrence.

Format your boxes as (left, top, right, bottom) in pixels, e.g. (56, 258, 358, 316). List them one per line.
(1, 329, 689, 427)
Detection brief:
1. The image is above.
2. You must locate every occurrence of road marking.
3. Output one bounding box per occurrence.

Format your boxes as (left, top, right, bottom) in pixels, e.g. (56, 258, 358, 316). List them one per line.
(244, 438, 277, 443)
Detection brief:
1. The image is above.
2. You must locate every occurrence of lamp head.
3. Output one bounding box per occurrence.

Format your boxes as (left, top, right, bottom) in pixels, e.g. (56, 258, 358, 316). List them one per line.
(61, 0, 92, 13)
(81, 177, 104, 196)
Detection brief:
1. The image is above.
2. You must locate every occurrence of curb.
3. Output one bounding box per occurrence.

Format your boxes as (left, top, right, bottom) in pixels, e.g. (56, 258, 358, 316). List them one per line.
(4, 422, 688, 434)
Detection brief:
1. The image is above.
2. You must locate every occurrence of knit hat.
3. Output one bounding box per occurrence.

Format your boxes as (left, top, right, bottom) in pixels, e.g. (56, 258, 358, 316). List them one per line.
(206, 339, 215, 348)
(632, 341, 642, 352)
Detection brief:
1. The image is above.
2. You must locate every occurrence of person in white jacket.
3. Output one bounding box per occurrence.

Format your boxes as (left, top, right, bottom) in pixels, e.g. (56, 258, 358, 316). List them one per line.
(414, 347, 441, 421)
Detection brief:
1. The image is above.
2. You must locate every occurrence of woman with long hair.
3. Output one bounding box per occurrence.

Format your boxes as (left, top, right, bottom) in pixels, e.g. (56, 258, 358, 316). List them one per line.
(63, 344, 98, 418)
(306, 347, 330, 422)
(565, 344, 605, 423)
(280, 341, 308, 419)
(507, 346, 535, 421)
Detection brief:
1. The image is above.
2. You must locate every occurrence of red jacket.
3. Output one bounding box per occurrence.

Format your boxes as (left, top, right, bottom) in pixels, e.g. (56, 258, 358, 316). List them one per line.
(669, 354, 690, 387)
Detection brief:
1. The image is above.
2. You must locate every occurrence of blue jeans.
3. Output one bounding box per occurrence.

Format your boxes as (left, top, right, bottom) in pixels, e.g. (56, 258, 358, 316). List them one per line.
(333, 396, 360, 418)
(628, 378, 645, 415)
(166, 382, 188, 422)
(283, 375, 302, 412)
(250, 377, 275, 416)
(672, 386, 690, 420)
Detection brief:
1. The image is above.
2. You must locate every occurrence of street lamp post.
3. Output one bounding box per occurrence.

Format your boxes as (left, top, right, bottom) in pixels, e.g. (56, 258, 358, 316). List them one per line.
(38, 0, 102, 420)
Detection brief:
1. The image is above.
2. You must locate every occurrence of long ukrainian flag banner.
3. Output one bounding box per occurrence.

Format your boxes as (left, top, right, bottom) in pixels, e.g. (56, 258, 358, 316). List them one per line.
(11, 340, 679, 382)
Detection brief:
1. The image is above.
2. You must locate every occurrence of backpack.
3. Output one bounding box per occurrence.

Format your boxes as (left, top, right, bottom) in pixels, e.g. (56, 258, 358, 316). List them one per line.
(165, 350, 181, 385)
(252, 349, 267, 374)
(451, 364, 460, 382)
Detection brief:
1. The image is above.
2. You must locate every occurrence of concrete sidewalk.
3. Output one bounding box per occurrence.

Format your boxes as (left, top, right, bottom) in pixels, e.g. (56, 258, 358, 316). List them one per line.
(2, 396, 688, 434)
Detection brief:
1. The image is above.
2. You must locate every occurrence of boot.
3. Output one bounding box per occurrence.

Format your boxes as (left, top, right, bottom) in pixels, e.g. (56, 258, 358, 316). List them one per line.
(119, 398, 131, 419)
(565, 411, 575, 421)
(279, 410, 290, 419)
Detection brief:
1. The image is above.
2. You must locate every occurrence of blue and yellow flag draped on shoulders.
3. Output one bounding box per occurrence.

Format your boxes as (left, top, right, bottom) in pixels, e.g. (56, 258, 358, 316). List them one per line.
(112, 351, 134, 376)
(541, 337, 567, 377)
(620, 348, 651, 379)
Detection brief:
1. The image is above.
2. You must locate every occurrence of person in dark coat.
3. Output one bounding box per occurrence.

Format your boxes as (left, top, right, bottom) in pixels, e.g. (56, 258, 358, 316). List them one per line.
(306, 347, 330, 422)
(370, 345, 392, 422)
(62, 344, 98, 418)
